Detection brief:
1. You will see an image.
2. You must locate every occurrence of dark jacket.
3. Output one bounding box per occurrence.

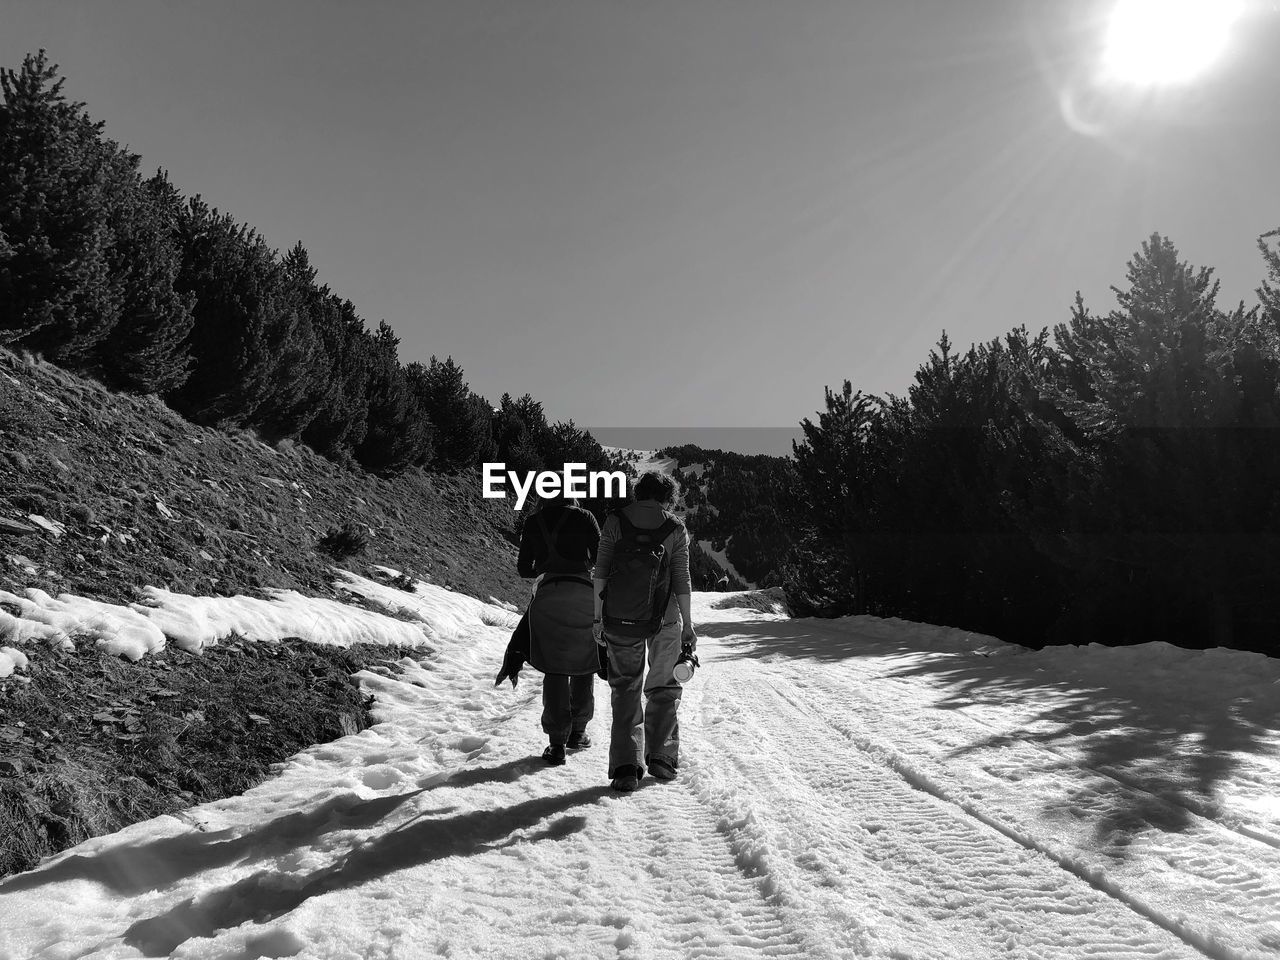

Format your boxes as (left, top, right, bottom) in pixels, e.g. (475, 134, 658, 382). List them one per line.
(517, 503, 601, 579)
(497, 502, 604, 683)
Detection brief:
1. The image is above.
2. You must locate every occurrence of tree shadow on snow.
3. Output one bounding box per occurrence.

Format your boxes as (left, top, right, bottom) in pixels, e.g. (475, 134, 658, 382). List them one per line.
(121, 785, 607, 957)
(0, 755, 541, 897)
(714, 613, 1280, 855)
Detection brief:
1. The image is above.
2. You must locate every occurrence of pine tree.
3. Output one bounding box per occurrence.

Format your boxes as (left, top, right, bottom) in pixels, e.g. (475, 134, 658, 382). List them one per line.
(406, 355, 490, 471)
(249, 241, 327, 442)
(790, 381, 882, 615)
(1036, 234, 1280, 647)
(301, 294, 372, 460)
(1257, 227, 1280, 326)
(0, 51, 126, 358)
(353, 321, 433, 474)
(94, 170, 194, 394)
(493, 393, 545, 476)
(167, 198, 273, 424)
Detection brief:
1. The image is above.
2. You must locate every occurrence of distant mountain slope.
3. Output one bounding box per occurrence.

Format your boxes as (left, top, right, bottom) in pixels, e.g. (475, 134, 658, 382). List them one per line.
(0, 350, 528, 608)
(603, 443, 801, 590)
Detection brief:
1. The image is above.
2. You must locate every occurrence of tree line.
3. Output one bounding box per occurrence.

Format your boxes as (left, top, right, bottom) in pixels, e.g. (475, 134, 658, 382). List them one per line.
(788, 232, 1280, 654)
(658, 445, 801, 588)
(1, 51, 614, 485)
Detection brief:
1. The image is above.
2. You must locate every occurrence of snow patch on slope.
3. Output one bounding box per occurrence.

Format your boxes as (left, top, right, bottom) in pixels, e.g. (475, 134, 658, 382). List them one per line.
(698, 538, 756, 590)
(0, 570, 518, 661)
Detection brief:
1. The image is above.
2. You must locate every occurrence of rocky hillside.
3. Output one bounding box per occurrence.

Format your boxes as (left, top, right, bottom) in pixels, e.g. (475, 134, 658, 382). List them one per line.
(0, 349, 528, 609)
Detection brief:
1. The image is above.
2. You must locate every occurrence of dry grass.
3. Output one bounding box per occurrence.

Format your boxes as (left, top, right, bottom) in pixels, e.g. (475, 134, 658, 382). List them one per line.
(0, 635, 418, 878)
(0, 346, 526, 605)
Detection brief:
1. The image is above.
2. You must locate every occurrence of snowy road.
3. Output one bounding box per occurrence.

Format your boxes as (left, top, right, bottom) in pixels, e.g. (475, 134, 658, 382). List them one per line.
(2, 587, 1279, 960)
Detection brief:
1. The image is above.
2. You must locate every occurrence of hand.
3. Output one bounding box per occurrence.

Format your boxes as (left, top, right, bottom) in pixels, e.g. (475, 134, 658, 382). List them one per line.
(593, 619, 606, 645)
(681, 624, 697, 651)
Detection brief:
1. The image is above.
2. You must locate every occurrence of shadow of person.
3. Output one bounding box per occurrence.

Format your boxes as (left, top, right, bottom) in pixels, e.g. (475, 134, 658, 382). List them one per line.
(0, 756, 541, 896)
(123, 784, 611, 957)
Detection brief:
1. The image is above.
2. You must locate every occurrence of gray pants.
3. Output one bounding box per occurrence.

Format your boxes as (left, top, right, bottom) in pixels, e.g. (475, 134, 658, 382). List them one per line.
(605, 615, 683, 778)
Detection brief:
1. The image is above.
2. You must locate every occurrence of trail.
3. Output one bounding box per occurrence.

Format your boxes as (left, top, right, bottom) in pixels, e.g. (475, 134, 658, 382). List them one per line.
(2, 591, 1278, 959)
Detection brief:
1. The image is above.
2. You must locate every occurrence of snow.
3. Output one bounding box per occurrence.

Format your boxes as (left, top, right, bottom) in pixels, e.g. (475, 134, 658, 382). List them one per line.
(0, 645, 29, 679)
(0, 570, 511, 661)
(2, 583, 1280, 959)
(600, 446, 678, 480)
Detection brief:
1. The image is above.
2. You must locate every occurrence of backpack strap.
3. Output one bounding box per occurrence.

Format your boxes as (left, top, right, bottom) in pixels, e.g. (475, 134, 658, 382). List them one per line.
(613, 510, 636, 537)
(650, 517, 679, 546)
(534, 509, 571, 572)
(535, 508, 570, 541)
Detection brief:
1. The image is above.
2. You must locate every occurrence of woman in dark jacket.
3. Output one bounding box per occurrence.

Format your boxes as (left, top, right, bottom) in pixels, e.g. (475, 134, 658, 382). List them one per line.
(495, 492, 601, 765)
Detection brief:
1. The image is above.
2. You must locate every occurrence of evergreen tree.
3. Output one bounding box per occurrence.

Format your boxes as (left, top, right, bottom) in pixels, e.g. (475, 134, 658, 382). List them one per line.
(790, 381, 883, 614)
(1033, 234, 1280, 647)
(94, 170, 194, 394)
(353, 321, 433, 474)
(0, 51, 126, 357)
(250, 241, 327, 441)
(300, 294, 372, 460)
(1257, 227, 1280, 326)
(406, 355, 490, 470)
(167, 197, 288, 426)
(493, 393, 545, 476)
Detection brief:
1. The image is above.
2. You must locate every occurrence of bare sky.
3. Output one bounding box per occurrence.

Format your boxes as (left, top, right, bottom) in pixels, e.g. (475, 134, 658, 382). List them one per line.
(4, 1, 1277, 429)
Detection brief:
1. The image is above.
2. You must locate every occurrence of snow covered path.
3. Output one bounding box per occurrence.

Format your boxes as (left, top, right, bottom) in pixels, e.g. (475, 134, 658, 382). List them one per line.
(2, 588, 1279, 960)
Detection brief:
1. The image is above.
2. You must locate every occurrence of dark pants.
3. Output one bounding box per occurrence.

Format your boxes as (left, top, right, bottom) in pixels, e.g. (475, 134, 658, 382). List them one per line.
(541, 673, 595, 745)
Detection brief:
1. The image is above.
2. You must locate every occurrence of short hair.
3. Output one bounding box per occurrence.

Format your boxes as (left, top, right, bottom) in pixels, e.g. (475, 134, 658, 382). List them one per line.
(635, 471, 679, 505)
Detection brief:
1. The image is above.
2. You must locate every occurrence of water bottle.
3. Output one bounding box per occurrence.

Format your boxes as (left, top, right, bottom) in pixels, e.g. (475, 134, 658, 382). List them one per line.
(672, 642, 699, 683)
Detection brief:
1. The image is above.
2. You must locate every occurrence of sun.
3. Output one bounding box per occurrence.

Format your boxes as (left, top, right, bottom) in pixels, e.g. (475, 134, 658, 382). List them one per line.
(1102, 0, 1243, 86)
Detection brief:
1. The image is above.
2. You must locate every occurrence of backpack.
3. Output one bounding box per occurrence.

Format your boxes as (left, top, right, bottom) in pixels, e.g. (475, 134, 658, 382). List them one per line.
(601, 511, 679, 638)
(534, 509, 572, 575)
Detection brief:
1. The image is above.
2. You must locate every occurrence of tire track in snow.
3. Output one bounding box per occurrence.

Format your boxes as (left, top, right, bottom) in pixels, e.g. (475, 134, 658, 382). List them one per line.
(766, 678, 1237, 959)
(688, 661, 1203, 959)
(823, 656, 1280, 854)
(783, 667, 1280, 960)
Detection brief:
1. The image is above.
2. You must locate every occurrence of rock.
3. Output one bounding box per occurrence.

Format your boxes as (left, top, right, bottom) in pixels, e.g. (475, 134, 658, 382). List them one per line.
(0, 517, 38, 536)
(27, 514, 67, 539)
(4, 555, 37, 575)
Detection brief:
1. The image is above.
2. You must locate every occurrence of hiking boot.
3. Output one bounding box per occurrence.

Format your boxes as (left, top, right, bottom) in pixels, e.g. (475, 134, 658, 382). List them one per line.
(566, 730, 591, 750)
(648, 758, 677, 781)
(542, 743, 566, 766)
(610, 765, 642, 792)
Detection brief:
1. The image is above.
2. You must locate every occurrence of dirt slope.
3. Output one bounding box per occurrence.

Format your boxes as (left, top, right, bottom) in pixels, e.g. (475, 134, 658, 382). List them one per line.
(0, 349, 526, 608)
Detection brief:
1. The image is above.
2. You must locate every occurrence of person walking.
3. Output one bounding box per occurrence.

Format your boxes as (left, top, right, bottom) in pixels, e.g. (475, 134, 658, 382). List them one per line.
(592, 471, 697, 792)
(495, 490, 601, 765)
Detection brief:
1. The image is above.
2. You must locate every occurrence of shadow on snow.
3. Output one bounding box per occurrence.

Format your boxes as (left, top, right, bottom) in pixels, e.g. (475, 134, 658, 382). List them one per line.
(120, 783, 608, 956)
(711, 613, 1279, 854)
(0, 755, 544, 899)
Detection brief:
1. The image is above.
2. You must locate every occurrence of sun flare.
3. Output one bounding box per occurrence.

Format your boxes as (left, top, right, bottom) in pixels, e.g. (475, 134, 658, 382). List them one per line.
(1102, 0, 1243, 85)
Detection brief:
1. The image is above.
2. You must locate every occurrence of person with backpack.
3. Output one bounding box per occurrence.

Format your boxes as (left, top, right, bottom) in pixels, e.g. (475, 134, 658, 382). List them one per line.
(592, 471, 697, 792)
(494, 490, 601, 765)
